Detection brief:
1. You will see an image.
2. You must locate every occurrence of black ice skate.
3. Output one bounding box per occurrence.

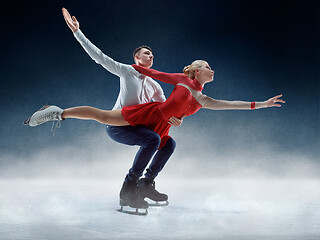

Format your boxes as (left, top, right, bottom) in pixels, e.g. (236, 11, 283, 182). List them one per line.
(117, 179, 148, 216)
(138, 178, 169, 207)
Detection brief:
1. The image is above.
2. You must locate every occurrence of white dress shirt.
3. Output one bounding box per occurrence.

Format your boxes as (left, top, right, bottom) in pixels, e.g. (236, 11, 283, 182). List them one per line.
(73, 29, 166, 110)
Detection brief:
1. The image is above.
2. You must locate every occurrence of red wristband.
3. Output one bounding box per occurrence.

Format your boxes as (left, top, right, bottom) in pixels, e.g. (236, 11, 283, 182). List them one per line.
(251, 102, 256, 109)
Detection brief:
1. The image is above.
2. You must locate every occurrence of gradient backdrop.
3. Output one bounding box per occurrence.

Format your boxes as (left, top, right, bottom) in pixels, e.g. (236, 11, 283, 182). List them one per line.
(0, 0, 319, 179)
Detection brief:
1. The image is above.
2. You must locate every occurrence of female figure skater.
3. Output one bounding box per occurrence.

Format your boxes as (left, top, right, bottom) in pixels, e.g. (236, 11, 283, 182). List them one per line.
(25, 60, 284, 148)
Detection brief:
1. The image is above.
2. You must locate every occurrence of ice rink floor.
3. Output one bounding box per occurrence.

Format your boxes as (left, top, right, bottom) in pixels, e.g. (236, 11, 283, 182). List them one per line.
(1, 178, 319, 240)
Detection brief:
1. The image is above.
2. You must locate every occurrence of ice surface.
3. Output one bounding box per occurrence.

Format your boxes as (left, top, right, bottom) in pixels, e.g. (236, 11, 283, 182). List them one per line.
(0, 178, 319, 240)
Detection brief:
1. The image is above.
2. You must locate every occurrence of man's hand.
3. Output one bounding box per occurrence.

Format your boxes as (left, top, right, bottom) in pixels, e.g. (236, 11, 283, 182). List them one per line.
(62, 8, 79, 33)
(168, 115, 186, 127)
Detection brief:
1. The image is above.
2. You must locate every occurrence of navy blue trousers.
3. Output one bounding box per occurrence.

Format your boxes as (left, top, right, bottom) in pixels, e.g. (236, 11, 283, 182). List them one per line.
(106, 125, 176, 183)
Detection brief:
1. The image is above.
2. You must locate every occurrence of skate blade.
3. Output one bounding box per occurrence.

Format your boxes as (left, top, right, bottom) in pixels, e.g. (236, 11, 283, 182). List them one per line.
(148, 200, 169, 207)
(23, 117, 31, 126)
(117, 205, 148, 216)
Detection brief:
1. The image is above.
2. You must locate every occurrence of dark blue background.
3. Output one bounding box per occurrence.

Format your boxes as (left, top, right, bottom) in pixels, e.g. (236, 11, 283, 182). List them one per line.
(1, 0, 319, 170)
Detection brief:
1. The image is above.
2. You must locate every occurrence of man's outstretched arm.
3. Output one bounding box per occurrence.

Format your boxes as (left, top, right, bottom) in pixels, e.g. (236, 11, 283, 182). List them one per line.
(62, 8, 123, 77)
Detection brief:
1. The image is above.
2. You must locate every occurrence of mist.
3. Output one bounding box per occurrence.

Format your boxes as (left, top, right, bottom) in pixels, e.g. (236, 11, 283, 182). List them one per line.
(1, 119, 319, 180)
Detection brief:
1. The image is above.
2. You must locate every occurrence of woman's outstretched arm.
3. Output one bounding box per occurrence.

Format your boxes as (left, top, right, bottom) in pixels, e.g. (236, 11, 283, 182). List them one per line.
(199, 94, 285, 110)
(132, 64, 186, 85)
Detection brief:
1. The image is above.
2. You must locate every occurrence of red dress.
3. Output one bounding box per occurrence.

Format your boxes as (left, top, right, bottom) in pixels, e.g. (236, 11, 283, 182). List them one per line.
(122, 65, 204, 149)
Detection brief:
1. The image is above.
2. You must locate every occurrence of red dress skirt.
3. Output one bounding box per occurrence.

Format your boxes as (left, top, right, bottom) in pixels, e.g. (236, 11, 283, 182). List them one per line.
(121, 102, 171, 149)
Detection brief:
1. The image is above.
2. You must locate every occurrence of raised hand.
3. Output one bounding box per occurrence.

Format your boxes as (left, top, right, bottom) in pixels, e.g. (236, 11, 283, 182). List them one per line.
(62, 8, 79, 33)
(265, 94, 286, 108)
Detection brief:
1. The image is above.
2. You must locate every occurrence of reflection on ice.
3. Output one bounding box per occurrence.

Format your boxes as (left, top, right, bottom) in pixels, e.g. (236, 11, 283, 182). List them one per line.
(0, 178, 319, 240)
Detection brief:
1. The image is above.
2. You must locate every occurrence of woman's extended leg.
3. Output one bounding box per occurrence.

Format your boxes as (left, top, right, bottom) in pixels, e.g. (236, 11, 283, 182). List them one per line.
(24, 105, 130, 127)
(62, 106, 129, 126)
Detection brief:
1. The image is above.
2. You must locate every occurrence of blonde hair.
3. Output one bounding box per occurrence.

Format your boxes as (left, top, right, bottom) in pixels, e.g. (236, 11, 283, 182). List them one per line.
(183, 60, 206, 79)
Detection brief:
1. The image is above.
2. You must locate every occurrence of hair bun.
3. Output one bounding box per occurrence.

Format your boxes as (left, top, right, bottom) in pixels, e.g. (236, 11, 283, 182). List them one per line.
(183, 65, 190, 75)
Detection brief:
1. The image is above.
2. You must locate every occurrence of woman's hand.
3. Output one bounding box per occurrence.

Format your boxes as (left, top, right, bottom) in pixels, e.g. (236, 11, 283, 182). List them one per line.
(168, 115, 186, 127)
(264, 94, 285, 108)
(62, 8, 79, 33)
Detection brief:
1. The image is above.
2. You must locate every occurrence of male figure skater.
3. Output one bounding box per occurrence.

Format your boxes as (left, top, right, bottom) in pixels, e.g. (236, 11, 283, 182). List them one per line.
(62, 8, 182, 212)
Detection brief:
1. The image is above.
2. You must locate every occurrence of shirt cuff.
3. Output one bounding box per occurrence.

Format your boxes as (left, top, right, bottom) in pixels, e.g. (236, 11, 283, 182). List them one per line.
(73, 29, 83, 38)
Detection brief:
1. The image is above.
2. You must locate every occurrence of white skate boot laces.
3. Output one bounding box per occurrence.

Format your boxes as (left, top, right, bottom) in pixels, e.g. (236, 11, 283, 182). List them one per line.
(26, 105, 64, 127)
(34, 109, 62, 125)
(51, 120, 62, 136)
(24, 104, 49, 126)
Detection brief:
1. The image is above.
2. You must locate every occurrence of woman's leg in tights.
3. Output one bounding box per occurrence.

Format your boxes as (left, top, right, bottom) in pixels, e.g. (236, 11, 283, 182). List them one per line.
(62, 106, 129, 126)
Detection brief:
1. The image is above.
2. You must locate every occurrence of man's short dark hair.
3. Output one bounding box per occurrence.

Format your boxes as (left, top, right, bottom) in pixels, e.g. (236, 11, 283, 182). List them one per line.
(133, 45, 152, 59)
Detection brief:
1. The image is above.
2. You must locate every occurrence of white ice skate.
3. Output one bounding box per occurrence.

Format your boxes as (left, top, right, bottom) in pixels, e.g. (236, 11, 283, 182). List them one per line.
(24, 105, 64, 127)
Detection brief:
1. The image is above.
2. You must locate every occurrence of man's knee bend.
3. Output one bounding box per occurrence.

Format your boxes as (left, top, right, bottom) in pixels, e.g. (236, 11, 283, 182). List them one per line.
(164, 137, 176, 152)
(144, 133, 161, 149)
